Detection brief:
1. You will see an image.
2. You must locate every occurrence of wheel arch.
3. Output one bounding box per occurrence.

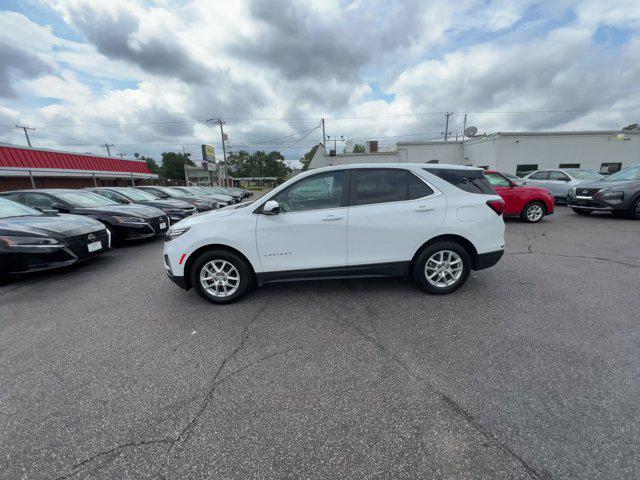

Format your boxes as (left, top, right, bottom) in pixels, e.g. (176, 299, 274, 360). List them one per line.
(183, 244, 257, 290)
(410, 234, 480, 272)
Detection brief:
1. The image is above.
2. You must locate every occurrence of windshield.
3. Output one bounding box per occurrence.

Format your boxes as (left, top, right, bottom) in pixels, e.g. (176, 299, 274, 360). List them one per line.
(568, 170, 603, 180)
(603, 165, 640, 181)
(57, 192, 119, 207)
(119, 188, 158, 200)
(0, 197, 41, 218)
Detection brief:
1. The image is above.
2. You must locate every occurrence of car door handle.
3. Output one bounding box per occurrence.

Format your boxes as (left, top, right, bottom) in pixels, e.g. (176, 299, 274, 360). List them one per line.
(415, 206, 435, 212)
(322, 215, 343, 221)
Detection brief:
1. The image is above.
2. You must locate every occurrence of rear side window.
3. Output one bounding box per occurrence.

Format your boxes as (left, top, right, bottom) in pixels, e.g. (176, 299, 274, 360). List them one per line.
(423, 168, 496, 195)
(351, 169, 434, 206)
(528, 171, 548, 180)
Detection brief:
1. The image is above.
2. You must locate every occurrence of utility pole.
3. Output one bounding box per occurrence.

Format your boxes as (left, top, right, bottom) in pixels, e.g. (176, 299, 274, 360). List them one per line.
(321, 118, 326, 145)
(116, 153, 127, 158)
(218, 119, 227, 186)
(443, 112, 453, 142)
(15, 125, 35, 147)
(101, 143, 114, 156)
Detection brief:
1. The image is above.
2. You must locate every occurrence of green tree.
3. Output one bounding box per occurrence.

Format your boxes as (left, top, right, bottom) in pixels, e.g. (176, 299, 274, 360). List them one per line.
(140, 155, 160, 175)
(352, 143, 366, 153)
(160, 152, 195, 181)
(300, 144, 320, 171)
(226, 150, 291, 177)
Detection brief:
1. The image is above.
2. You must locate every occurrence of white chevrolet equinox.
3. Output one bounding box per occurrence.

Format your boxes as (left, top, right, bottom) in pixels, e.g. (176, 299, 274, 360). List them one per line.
(163, 163, 505, 304)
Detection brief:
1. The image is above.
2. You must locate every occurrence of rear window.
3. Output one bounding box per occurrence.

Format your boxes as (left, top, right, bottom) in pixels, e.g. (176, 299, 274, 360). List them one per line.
(423, 168, 496, 195)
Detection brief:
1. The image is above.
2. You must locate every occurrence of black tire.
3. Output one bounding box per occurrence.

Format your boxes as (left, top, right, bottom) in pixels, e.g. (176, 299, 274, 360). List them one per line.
(521, 201, 546, 223)
(572, 208, 592, 215)
(630, 197, 640, 220)
(412, 241, 471, 295)
(190, 249, 252, 304)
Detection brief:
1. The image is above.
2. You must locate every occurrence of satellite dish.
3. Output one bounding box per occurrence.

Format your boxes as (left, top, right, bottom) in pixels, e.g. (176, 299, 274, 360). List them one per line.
(464, 126, 478, 137)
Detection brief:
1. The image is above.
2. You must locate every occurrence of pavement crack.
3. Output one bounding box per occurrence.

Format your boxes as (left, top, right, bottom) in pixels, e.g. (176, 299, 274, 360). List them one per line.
(314, 299, 545, 479)
(153, 298, 273, 478)
(53, 439, 173, 480)
(505, 247, 640, 268)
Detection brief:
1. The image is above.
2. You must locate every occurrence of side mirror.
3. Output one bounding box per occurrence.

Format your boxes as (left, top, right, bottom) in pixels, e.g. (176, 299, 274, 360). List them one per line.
(50, 203, 69, 213)
(262, 200, 280, 215)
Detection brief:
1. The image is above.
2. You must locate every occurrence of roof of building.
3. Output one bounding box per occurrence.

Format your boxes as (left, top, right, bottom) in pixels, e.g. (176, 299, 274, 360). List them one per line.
(0, 144, 154, 176)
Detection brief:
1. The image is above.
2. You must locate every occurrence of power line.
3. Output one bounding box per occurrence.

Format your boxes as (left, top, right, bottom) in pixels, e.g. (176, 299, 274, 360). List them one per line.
(24, 104, 640, 130)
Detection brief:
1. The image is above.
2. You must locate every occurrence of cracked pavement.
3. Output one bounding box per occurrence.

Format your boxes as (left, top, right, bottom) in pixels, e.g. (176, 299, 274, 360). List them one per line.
(1, 207, 639, 479)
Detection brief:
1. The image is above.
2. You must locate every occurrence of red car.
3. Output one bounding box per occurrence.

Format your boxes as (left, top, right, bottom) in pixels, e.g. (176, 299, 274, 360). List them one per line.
(484, 170, 555, 223)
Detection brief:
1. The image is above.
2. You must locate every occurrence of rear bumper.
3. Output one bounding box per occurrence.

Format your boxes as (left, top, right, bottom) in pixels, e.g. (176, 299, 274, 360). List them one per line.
(473, 250, 504, 270)
(167, 272, 189, 290)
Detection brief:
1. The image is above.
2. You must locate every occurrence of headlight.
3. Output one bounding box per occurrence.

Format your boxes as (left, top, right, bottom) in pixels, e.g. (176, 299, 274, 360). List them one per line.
(113, 216, 146, 224)
(0, 235, 60, 247)
(599, 189, 624, 198)
(165, 227, 190, 241)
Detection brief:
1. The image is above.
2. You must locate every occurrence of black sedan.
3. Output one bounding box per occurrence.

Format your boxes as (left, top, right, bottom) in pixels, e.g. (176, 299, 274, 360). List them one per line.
(0, 197, 110, 279)
(84, 187, 197, 223)
(0, 189, 170, 243)
(136, 186, 218, 212)
(567, 165, 640, 219)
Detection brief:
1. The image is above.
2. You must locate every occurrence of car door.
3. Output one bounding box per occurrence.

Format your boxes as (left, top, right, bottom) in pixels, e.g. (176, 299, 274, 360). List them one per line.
(256, 170, 349, 273)
(546, 170, 572, 197)
(484, 172, 520, 215)
(346, 168, 446, 269)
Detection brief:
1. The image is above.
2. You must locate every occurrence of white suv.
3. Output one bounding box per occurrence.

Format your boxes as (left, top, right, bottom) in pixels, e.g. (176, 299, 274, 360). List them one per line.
(163, 163, 505, 304)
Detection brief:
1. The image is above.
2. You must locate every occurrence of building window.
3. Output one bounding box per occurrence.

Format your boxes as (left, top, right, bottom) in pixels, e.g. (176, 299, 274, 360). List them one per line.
(516, 164, 538, 177)
(426, 159, 439, 164)
(559, 163, 580, 168)
(478, 165, 489, 170)
(600, 162, 622, 175)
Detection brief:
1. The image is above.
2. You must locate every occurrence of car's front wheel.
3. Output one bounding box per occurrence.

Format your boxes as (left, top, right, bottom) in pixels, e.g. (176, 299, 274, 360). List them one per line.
(521, 201, 546, 223)
(413, 241, 471, 295)
(190, 249, 252, 304)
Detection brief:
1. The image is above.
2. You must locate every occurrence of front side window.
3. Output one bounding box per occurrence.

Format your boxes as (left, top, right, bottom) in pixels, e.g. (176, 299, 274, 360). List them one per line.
(600, 162, 622, 175)
(274, 171, 346, 212)
(484, 172, 511, 187)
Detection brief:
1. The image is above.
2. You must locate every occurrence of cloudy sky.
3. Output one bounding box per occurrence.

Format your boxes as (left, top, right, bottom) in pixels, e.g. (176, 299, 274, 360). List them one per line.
(1, 0, 639, 166)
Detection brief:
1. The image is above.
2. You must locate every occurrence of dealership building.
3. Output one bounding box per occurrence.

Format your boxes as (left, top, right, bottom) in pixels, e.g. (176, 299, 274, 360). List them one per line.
(309, 130, 640, 176)
(0, 144, 157, 191)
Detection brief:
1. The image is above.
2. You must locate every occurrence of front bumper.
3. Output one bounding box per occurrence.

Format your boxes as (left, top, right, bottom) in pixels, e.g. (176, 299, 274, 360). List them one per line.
(2, 230, 110, 274)
(567, 192, 627, 212)
(115, 216, 170, 240)
(473, 250, 504, 270)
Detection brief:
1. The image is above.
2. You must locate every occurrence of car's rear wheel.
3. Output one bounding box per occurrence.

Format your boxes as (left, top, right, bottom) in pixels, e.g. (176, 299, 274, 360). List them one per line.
(571, 208, 593, 215)
(630, 197, 640, 220)
(413, 241, 471, 295)
(521, 201, 545, 223)
(190, 249, 252, 304)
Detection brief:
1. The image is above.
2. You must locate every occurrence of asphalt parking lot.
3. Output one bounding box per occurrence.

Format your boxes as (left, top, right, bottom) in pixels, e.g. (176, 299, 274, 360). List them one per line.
(1, 207, 639, 479)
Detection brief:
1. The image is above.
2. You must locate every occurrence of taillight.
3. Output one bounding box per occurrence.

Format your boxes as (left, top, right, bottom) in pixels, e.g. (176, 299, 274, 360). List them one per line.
(486, 199, 505, 216)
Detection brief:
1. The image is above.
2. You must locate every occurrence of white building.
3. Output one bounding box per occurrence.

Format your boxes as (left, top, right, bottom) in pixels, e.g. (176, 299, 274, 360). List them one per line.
(309, 130, 640, 176)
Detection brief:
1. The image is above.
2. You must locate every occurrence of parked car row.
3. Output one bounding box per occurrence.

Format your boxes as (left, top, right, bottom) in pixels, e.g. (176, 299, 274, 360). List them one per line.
(0, 185, 253, 280)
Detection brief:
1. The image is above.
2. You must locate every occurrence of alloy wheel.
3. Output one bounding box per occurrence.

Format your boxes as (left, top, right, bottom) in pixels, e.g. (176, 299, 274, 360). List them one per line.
(200, 260, 240, 297)
(526, 204, 544, 222)
(424, 250, 463, 288)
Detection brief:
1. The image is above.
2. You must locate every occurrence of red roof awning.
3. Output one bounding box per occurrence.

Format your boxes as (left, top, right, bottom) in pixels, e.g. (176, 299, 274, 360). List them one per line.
(0, 145, 154, 175)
